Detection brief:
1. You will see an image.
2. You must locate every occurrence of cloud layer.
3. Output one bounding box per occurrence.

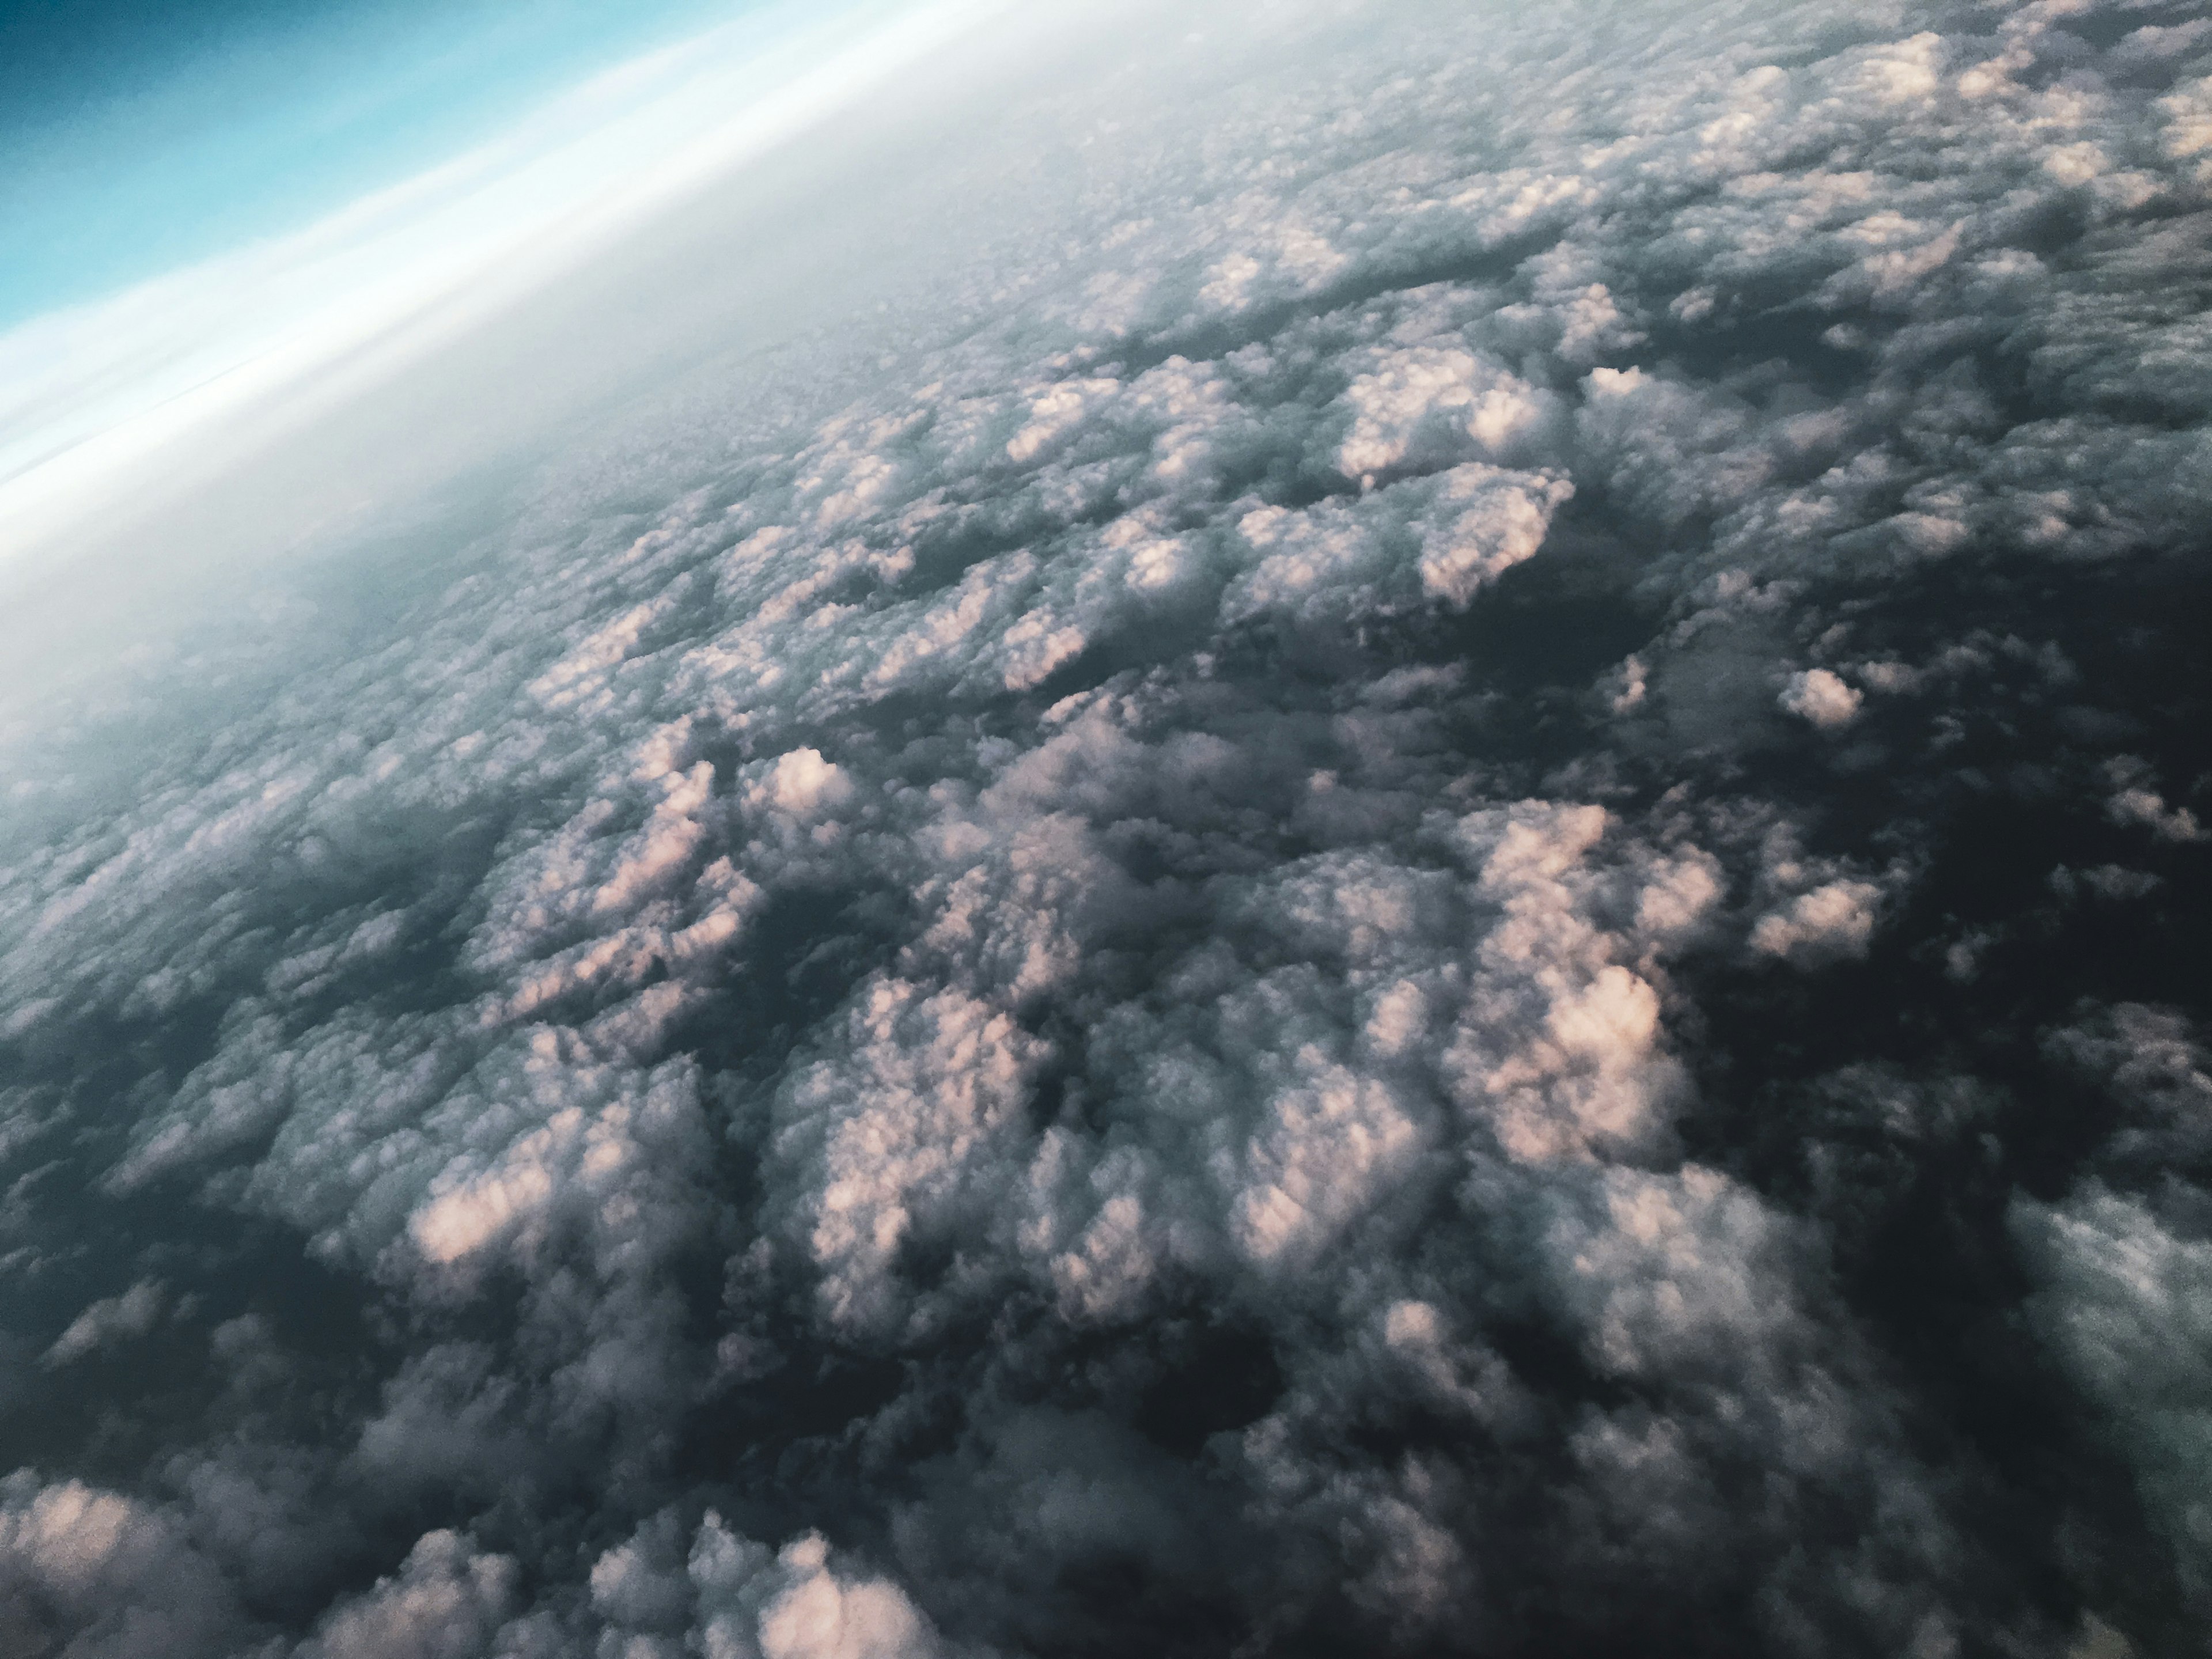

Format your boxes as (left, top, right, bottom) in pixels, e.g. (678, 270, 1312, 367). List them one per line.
(0, 1, 2207, 1655)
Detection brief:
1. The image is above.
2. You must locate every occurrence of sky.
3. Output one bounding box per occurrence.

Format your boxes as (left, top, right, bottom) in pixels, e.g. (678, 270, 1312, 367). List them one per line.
(0, 0, 1025, 582)
(0, 0, 731, 328)
(0, 2, 2209, 1657)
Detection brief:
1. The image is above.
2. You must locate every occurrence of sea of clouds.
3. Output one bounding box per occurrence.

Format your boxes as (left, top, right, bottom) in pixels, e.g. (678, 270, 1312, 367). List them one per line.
(0, 0, 2208, 1654)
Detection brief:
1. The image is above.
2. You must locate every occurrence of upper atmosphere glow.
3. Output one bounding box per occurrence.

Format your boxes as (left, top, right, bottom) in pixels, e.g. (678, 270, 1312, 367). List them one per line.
(0, 0, 1010, 572)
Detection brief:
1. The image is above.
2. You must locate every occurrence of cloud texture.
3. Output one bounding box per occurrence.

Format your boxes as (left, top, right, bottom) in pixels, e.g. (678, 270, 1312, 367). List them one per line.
(0, 1, 2207, 1655)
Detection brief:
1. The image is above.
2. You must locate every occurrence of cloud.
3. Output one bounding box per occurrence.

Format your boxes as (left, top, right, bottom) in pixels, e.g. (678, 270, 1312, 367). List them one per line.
(1751, 880, 1883, 963)
(1779, 668, 1863, 730)
(2017, 1185, 2212, 1605)
(40, 1279, 166, 1369)
(588, 1513, 946, 1659)
(0, 1475, 246, 1659)
(2103, 758, 2206, 843)
(777, 978, 1045, 1334)
(0, 1, 2206, 1655)
(297, 1529, 520, 1659)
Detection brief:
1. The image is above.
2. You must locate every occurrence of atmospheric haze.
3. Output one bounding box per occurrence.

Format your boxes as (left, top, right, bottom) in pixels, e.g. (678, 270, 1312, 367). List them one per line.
(0, 2, 2209, 1657)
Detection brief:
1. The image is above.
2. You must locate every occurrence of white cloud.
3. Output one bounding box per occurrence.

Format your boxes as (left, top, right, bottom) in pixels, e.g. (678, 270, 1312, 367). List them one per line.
(749, 750, 854, 821)
(0, 1476, 243, 1659)
(1751, 880, 1882, 963)
(2018, 1185, 2212, 1599)
(779, 979, 1045, 1333)
(1417, 465, 1574, 607)
(1230, 1052, 1423, 1270)
(41, 1279, 166, 1369)
(2107, 787, 2205, 844)
(690, 1521, 942, 1659)
(298, 1529, 518, 1659)
(1335, 347, 1547, 479)
(1779, 667, 1863, 730)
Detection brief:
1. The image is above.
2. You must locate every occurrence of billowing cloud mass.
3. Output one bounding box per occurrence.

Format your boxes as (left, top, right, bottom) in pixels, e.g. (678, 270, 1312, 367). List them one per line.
(0, 1, 2208, 1656)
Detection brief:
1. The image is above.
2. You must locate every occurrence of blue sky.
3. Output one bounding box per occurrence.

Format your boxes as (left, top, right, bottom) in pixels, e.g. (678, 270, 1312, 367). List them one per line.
(0, 0, 730, 329)
(0, 0, 1010, 567)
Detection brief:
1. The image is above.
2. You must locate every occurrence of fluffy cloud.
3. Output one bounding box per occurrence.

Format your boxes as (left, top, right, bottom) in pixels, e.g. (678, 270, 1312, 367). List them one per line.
(0, 1476, 247, 1659)
(2021, 1005, 2212, 1622)
(588, 1514, 943, 1659)
(296, 1530, 522, 1659)
(40, 1279, 166, 1369)
(1751, 880, 1884, 963)
(1780, 667, 1863, 730)
(2018, 1185, 2212, 1604)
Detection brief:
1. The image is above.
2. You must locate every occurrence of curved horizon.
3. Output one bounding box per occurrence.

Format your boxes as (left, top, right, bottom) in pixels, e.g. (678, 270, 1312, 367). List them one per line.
(0, 0, 1022, 574)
